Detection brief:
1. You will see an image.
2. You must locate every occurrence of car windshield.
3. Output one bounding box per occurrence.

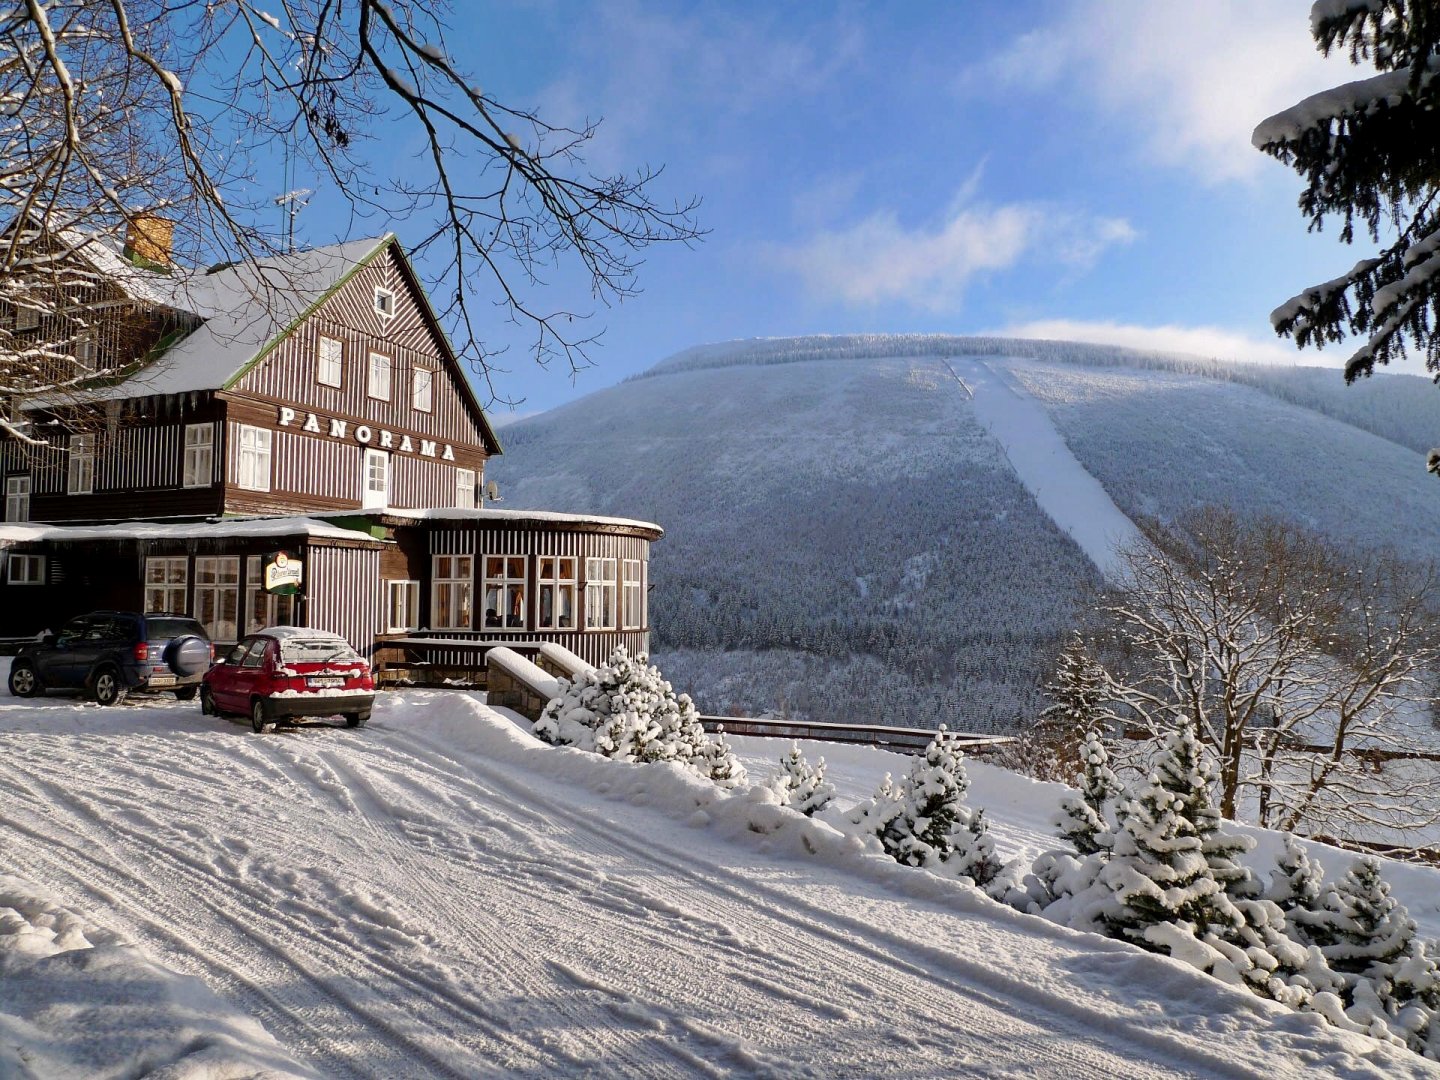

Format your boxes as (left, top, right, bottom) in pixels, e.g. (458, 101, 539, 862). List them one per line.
(279, 638, 361, 664)
(147, 617, 204, 640)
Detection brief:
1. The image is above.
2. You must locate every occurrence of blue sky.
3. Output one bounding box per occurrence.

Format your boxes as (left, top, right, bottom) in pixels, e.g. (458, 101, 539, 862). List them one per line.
(299, 1, 1386, 417)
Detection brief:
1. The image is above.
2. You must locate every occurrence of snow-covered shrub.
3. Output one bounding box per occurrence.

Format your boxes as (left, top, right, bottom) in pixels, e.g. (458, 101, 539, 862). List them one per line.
(1266, 836, 1340, 949)
(1055, 729, 1119, 857)
(767, 742, 835, 816)
(534, 647, 745, 788)
(849, 729, 1001, 888)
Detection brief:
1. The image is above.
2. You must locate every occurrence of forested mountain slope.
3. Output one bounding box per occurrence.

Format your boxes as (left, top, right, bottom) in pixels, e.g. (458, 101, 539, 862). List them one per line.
(490, 336, 1440, 730)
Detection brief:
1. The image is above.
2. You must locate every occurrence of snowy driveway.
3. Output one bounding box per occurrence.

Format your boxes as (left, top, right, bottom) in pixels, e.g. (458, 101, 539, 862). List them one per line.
(0, 683, 1433, 1079)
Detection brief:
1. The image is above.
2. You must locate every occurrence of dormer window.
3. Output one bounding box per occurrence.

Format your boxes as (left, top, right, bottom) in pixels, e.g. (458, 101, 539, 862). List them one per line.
(373, 287, 395, 318)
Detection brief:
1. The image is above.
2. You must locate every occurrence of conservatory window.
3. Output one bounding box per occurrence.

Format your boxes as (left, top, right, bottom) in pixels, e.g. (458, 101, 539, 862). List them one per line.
(537, 556, 576, 630)
(368, 352, 391, 400)
(385, 580, 420, 632)
(245, 555, 295, 632)
(432, 554, 473, 630)
(622, 559, 645, 630)
(236, 425, 271, 491)
(182, 424, 213, 488)
(6, 554, 44, 585)
(412, 366, 433, 412)
(67, 434, 93, 495)
(484, 555, 527, 629)
(585, 557, 617, 630)
(144, 556, 188, 613)
(4, 476, 29, 522)
(194, 556, 239, 640)
(455, 467, 475, 509)
(317, 336, 343, 387)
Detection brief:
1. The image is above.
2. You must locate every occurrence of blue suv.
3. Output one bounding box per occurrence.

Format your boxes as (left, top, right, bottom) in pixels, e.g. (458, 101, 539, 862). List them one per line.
(8, 611, 213, 706)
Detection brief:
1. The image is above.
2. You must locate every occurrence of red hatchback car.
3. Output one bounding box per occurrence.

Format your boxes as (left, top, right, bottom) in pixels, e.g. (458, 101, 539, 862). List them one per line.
(201, 627, 375, 733)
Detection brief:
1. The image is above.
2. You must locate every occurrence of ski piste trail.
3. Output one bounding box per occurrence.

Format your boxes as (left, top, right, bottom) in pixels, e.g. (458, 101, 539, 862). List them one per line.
(955, 356, 1145, 582)
(0, 676, 1433, 1078)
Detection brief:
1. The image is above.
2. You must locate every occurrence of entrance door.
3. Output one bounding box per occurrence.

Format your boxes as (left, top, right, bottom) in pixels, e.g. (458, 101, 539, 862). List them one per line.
(362, 449, 389, 510)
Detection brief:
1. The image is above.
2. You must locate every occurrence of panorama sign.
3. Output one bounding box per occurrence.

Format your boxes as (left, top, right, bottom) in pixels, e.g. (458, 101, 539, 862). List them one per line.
(275, 406, 456, 461)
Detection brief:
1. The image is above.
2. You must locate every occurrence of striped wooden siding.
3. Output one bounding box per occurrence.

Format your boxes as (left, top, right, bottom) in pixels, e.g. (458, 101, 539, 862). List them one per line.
(271, 430, 361, 502)
(11, 422, 220, 495)
(392, 454, 455, 509)
(305, 545, 383, 657)
(233, 245, 485, 450)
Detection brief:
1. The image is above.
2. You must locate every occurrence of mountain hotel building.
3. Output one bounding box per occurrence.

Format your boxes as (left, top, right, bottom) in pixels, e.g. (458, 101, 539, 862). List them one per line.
(0, 227, 659, 669)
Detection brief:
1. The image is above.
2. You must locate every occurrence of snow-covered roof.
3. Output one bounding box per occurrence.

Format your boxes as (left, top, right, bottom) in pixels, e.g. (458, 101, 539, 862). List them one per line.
(78, 236, 390, 401)
(256, 626, 348, 641)
(55, 229, 183, 310)
(383, 506, 663, 538)
(6, 516, 384, 546)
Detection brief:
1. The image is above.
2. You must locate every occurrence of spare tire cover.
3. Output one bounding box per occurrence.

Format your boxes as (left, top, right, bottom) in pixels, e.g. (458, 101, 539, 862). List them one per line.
(167, 636, 211, 677)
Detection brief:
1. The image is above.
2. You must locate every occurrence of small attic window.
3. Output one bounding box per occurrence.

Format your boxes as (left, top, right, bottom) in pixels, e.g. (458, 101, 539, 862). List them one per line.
(373, 287, 395, 318)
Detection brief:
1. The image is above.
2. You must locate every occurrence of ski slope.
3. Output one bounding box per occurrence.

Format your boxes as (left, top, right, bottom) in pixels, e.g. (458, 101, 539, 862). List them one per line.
(956, 358, 1144, 581)
(1, 678, 1436, 1078)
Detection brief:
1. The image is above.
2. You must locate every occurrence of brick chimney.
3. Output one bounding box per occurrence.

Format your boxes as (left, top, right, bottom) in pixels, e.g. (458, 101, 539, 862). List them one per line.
(123, 213, 174, 267)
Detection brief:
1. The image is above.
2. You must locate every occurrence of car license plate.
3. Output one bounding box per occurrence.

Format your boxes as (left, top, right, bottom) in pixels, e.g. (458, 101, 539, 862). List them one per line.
(148, 674, 176, 687)
(307, 676, 344, 688)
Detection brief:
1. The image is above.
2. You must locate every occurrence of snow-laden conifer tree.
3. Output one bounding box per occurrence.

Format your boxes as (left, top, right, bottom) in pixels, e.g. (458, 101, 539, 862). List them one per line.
(768, 742, 835, 816)
(1055, 730, 1119, 857)
(1153, 721, 1259, 900)
(855, 729, 1001, 887)
(1266, 836, 1340, 949)
(534, 648, 744, 788)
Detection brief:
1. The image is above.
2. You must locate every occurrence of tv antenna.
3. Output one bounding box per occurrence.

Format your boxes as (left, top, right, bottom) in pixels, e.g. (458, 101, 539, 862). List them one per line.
(274, 188, 312, 254)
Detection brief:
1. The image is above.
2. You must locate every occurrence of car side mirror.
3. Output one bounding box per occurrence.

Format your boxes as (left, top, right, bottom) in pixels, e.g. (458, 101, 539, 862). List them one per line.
(42, 634, 57, 648)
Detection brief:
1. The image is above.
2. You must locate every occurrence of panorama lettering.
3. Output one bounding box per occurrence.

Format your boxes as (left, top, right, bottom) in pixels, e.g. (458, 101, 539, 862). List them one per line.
(276, 406, 456, 461)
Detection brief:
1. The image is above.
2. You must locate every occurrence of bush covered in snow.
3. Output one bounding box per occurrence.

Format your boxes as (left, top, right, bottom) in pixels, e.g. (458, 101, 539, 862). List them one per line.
(533, 647, 747, 789)
(850, 728, 1001, 888)
(767, 742, 836, 816)
(1015, 723, 1440, 1062)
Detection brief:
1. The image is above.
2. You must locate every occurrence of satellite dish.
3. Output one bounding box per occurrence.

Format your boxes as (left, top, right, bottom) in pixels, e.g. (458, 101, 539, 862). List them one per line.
(485, 480, 502, 503)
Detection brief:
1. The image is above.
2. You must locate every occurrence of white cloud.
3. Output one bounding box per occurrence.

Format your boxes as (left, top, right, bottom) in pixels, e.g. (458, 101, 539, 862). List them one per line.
(992, 318, 1303, 365)
(774, 200, 1135, 311)
(966, 2, 1358, 183)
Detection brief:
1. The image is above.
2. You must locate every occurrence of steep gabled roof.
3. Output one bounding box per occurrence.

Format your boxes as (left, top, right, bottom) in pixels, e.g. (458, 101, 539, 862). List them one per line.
(88, 235, 389, 401)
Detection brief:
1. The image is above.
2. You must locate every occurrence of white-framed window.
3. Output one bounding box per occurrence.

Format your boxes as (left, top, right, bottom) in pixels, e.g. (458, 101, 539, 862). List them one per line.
(455, 467, 476, 509)
(144, 556, 188, 613)
(236, 425, 272, 491)
(431, 554, 473, 630)
(483, 556, 526, 629)
(14, 305, 38, 331)
(246, 555, 295, 633)
(362, 448, 389, 509)
(622, 558, 645, 630)
(537, 556, 577, 630)
(182, 424, 213, 488)
(194, 556, 240, 640)
(4, 476, 29, 522)
(6, 553, 44, 585)
(368, 352, 391, 401)
(385, 580, 420, 632)
(317, 335, 343, 388)
(585, 557, 617, 630)
(75, 330, 97, 369)
(412, 366, 433, 412)
(373, 287, 395, 318)
(67, 434, 93, 495)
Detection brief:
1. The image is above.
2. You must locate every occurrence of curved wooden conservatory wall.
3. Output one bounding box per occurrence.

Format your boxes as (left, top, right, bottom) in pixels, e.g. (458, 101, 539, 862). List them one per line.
(376, 512, 660, 669)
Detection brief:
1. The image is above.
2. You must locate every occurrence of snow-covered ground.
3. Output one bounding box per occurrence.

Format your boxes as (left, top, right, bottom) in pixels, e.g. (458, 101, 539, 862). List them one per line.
(2, 671, 1438, 1077)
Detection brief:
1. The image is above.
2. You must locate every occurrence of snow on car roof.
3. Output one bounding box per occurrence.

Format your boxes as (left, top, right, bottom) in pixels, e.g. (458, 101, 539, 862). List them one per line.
(256, 626, 348, 640)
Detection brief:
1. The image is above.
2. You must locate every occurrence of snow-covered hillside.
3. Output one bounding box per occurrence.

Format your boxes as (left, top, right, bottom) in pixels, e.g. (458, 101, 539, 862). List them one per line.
(3, 680, 1438, 1078)
(490, 335, 1440, 728)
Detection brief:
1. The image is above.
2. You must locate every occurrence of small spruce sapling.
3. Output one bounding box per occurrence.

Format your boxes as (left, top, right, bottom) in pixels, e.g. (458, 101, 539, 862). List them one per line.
(1055, 730, 1119, 857)
(1155, 721, 1258, 900)
(769, 742, 835, 816)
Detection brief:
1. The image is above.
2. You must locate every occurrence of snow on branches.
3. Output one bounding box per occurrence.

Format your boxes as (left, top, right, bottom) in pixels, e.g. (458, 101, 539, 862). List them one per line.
(534, 647, 747, 789)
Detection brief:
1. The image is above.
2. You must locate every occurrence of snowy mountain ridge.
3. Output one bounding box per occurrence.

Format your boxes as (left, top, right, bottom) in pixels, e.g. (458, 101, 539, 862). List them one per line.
(491, 335, 1440, 729)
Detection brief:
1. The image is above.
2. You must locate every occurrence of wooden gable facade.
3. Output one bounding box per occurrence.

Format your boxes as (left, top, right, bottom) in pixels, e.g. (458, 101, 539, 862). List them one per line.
(2, 237, 499, 526)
